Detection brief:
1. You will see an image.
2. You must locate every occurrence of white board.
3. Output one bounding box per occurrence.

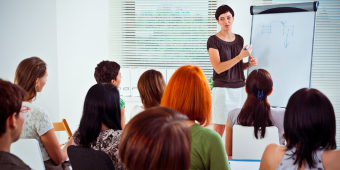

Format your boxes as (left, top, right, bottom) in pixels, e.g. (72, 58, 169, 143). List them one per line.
(249, 11, 315, 107)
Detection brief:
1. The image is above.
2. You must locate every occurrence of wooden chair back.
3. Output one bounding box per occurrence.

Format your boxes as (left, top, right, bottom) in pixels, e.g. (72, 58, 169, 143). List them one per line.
(53, 119, 72, 138)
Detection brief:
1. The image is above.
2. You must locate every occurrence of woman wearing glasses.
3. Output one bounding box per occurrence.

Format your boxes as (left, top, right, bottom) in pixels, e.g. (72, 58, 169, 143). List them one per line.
(207, 5, 258, 137)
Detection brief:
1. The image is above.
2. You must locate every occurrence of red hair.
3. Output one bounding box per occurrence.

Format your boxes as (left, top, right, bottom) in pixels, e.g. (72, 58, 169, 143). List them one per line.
(161, 65, 211, 126)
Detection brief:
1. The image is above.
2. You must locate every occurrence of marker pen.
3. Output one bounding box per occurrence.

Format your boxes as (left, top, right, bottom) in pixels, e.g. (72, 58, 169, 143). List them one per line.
(245, 44, 252, 50)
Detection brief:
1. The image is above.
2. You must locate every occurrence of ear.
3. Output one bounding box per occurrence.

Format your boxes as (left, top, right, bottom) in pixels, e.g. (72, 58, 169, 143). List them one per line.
(110, 79, 115, 84)
(8, 113, 17, 129)
(245, 86, 248, 94)
(35, 78, 39, 87)
(268, 88, 273, 96)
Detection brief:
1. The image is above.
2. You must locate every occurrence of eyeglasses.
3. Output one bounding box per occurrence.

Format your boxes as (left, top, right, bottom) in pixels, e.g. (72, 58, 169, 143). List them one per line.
(20, 106, 30, 113)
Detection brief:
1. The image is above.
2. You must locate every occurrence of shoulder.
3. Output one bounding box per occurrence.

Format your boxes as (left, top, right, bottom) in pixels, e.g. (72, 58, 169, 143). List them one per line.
(207, 35, 218, 45)
(228, 108, 241, 118)
(191, 124, 221, 142)
(228, 108, 241, 127)
(101, 129, 123, 140)
(24, 102, 49, 117)
(0, 151, 30, 169)
(235, 34, 244, 41)
(120, 98, 125, 108)
(261, 144, 286, 169)
(270, 107, 285, 119)
(321, 149, 340, 169)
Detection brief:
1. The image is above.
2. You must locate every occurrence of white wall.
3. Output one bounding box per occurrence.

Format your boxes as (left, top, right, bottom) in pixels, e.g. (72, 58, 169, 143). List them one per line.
(0, 0, 60, 139)
(56, 0, 110, 141)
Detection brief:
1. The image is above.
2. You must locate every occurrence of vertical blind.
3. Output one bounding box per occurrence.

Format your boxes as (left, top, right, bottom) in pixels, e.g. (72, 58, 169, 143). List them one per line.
(255, 0, 340, 148)
(109, 0, 218, 80)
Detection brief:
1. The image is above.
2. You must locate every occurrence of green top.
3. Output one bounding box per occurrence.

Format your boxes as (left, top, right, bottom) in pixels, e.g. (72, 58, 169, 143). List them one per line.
(190, 124, 231, 170)
(120, 98, 125, 109)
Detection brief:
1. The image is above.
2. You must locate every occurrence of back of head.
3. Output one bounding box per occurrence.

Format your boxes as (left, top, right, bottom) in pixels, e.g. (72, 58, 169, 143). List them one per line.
(160, 65, 211, 126)
(237, 69, 273, 139)
(0, 79, 25, 138)
(119, 106, 191, 170)
(78, 83, 121, 148)
(284, 88, 336, 169)
(94, 61, 120, 83)
(14, 57, 46, 101)
(137, 69, 166, 108)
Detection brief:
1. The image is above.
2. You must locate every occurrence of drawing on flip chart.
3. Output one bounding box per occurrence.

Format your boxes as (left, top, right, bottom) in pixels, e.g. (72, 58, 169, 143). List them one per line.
(260, 21, 294, 48)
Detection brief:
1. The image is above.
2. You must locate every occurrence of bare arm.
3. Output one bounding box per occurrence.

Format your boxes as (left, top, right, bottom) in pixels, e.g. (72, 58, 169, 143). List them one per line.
(208, 45, 252, 74)
(121, 107, 125, 130)
(41, 129, 71, 165)
(225, 118, 233, 158)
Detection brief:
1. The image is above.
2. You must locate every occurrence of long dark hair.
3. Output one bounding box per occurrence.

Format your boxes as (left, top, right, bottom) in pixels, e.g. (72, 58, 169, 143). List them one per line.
(285, 88, 336, 169)
(237, 69, 273, 139)
(78, 83, 122, 148)
(14, 57, 47, 101)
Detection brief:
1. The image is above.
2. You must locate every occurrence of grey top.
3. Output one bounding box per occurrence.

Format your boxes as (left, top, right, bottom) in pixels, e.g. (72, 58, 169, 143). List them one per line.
(276, 147, 326, 170)
(207, 34, 245, 88)
(20, 102, 54, 161)
(228, 107, 285, 145)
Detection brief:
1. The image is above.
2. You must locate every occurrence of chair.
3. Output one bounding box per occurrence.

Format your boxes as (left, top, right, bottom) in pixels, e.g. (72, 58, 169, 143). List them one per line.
(232, 125, 279, 160)
(10, 139, 45, 170)
(67, 145, 115, 170)
(53, 119, 72, 138)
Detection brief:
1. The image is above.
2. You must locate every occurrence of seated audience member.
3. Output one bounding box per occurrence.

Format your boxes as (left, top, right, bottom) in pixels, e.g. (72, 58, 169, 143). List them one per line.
(119, 107, 191, 170)
(130, 69, 166, 118)
(15, 57, 72, 170)
(225, 69, 285, 158)
(94, 61, 126, 129)
(161, 65, 231, 170)
(260, 88, 340, 170)
(0, 79, 30, 169)
(72, 83, 124, 170)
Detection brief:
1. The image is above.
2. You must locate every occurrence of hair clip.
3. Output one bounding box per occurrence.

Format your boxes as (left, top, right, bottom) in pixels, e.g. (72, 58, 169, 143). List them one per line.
(257, 91, 264, 99)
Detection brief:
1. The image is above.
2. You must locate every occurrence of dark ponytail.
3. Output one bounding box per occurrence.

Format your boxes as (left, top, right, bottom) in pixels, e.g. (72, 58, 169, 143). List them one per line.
(237, 69, 273, 139)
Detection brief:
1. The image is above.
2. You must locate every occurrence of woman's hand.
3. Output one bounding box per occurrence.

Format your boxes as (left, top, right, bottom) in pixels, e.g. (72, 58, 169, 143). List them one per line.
(238, 45, 252, 59)
(248, 56, 258, 67)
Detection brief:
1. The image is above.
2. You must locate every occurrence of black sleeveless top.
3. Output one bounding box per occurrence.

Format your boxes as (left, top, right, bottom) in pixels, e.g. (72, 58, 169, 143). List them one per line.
(207, 34, 245, 88)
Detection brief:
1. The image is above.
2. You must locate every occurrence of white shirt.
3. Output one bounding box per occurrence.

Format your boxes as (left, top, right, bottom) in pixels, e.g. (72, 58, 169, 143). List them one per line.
(130, 105, 144, 119)
(20, 102, 54, 161)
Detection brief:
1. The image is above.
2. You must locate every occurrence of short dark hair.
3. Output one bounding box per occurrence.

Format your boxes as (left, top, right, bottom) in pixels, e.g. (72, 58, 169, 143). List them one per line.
(119, 107, 191, 170)
(78, 83, 121, 148)
(94, 61, 120, 83)
(215, 5, 234, 20)
(237, 69, 273, 139)
(137, 70, 166, 109)
(0, 79, 25, 137)
(284, 88, 336, 169)
(14, 57, 46, 101)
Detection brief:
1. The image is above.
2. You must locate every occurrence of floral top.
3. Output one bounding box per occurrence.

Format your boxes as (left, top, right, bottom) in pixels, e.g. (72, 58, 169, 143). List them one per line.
(20, 102, 54, 161)
(72, 129, 124, 170)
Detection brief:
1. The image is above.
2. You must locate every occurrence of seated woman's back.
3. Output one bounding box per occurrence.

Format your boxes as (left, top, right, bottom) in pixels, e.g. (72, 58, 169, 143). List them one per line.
(161, 65, 231, 170)
(72, 83, 124, 170)
(225, 69, 285, 158)
(260, 88, 339, 170)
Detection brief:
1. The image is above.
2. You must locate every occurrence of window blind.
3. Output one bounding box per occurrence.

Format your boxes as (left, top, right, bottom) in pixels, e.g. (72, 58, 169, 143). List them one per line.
(109, 0, 218, 80)
(255, 0, 340, 148)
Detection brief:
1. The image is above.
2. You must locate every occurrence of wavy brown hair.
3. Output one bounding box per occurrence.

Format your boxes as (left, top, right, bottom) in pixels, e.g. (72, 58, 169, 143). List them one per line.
(138, 70, 166, 109)
(14, 57, 46, 101)
(237, 69, 273, 139)
(119, 107, 191, 170)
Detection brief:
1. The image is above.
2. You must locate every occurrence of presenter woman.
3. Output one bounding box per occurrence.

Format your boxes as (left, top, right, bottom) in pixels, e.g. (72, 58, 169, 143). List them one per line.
(208, 5, 258, 136)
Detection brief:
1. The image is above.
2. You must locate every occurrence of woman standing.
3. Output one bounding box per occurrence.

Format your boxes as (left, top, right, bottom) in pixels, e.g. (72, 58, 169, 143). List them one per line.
(208, 5, 258, 136)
